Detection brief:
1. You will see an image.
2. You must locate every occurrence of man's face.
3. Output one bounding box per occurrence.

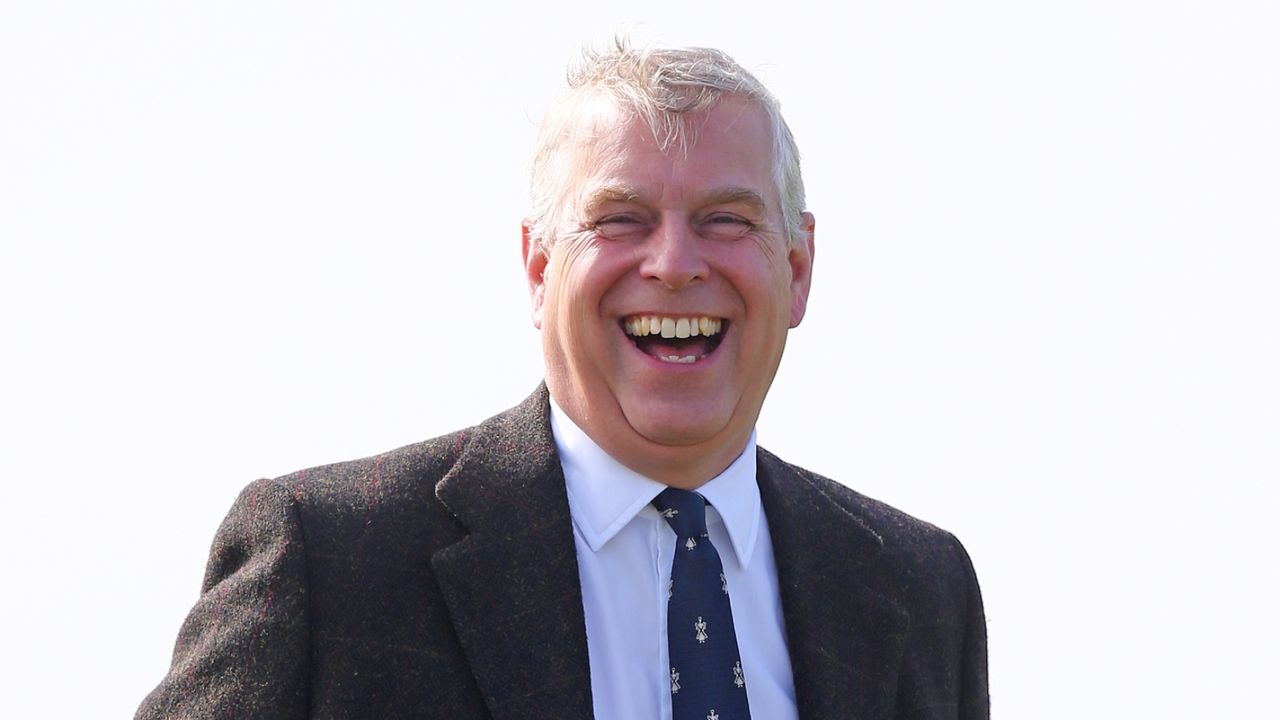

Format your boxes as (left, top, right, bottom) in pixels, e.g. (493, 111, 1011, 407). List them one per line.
(524, 95, 815, 485)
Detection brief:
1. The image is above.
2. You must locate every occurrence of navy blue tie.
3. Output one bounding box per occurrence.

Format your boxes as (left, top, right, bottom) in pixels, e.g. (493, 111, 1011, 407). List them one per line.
(653, 488, 752, 720)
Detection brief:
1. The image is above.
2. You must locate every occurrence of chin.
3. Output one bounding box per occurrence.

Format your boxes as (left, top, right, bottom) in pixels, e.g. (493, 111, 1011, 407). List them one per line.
(622, 401, 736, 450)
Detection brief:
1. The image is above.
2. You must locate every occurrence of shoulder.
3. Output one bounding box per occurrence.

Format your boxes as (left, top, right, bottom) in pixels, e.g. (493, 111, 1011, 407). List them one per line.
(756, 446, 987, 696)
(237, 408, 501, 556)
(267, 428, 468, 519)
(239, 386, 555, 553)
(757, 446, 977, 581)
(206, 430, 469, 586)
(755, 455, 990, 716)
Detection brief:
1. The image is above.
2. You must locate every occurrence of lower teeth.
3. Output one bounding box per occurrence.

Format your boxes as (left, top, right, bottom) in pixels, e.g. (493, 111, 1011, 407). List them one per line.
(658, 355, 697, 364)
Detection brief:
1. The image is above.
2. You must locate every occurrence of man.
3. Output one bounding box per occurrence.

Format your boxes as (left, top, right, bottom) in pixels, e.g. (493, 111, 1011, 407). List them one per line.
(138, 42, 988, 720)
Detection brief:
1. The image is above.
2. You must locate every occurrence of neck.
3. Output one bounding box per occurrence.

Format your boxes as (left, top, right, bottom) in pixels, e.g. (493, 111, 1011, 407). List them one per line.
(614, 442, 747, 490)
(548, 397, 752, 489)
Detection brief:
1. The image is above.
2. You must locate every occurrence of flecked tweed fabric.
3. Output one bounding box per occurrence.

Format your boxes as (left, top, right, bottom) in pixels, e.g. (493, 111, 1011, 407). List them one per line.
(136, 385, 989, 719)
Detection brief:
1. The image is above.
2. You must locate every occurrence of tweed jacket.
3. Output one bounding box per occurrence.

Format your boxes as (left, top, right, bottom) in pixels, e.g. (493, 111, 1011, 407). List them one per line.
(137, 386, 989, 719)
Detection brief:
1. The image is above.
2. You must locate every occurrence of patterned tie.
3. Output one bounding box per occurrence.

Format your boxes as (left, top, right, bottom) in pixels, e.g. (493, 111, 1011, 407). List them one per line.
(653, 488, 752, 720)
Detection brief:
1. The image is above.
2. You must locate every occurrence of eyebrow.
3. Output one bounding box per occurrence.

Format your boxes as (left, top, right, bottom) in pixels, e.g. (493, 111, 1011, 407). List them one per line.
(578, 185, 769, 217)
(702, 188, 768, 214)
(578, 185, 641, 217)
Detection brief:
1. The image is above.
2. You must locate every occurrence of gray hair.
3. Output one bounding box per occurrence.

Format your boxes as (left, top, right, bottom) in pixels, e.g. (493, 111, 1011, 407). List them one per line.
(527, 40, 808, 247)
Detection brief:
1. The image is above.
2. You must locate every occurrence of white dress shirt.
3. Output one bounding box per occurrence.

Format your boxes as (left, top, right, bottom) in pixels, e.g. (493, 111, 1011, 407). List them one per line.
(550, 400, 799, 720)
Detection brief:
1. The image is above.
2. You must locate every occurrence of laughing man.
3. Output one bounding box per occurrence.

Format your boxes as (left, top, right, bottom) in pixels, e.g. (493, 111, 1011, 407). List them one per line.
(138, 41, 989, 720)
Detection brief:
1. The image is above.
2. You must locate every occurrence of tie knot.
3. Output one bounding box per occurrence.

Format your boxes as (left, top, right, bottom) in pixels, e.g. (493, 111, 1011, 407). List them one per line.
(652, 488, 709, 538)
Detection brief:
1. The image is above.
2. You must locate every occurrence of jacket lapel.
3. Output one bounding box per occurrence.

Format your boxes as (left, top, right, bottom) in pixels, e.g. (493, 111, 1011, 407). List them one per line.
(757, 449, 910, 720)
(427, 390, 910, 719)
(431, 387, 594, 720)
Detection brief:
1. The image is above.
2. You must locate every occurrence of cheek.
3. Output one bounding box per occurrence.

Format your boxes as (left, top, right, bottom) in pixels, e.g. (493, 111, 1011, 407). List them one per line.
(544, 261, 621, 340)
(725, 252, 792, 306)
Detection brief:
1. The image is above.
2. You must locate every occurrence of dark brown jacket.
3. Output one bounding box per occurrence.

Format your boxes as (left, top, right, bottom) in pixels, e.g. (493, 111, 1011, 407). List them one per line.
(138, 386, 989, 719)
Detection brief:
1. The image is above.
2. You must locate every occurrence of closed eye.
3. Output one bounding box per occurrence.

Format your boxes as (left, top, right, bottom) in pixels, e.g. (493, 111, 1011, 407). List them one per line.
(590, 215, 651, 241)
(700, 214, 756, 239)
(596, 214, 643, 225)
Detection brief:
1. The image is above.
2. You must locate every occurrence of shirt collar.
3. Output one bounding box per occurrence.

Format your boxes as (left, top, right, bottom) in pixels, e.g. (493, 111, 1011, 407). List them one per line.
(550, 398, 762, 569)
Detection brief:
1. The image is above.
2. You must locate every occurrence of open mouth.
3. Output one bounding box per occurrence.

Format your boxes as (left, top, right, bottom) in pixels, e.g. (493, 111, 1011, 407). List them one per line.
(622, 315, 728, 364)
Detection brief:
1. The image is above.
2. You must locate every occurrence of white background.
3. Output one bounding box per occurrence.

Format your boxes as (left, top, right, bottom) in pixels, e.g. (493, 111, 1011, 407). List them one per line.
(2, 2, 1277, 717)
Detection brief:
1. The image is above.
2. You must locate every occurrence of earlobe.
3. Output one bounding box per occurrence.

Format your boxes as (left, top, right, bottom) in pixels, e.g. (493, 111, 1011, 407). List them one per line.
(789, 212, 816, 328)
(522, 220, 549, 329)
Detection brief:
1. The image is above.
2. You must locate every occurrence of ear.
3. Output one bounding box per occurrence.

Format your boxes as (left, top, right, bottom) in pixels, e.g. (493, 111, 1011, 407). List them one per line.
(522, 219, 550, 329)
(788, 212, 816, 328)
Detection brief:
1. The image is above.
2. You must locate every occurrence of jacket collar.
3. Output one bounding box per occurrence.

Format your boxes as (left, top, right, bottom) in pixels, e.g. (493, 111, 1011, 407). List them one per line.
(429, 386, 911, 720)
(757, 447, 911, 719)
(431, 386, 595, 720)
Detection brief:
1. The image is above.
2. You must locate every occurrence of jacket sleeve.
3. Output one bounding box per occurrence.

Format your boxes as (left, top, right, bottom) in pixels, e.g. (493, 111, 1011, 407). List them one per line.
(952, 534, 990, 720)
(136, 478, 309, 719)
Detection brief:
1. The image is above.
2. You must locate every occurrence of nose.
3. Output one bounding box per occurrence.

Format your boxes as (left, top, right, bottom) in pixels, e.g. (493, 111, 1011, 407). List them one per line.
(639, 215, 709, 290)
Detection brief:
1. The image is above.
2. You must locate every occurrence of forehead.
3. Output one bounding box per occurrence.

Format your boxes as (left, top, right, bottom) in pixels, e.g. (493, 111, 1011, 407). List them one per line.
(561, 94, 777, 207)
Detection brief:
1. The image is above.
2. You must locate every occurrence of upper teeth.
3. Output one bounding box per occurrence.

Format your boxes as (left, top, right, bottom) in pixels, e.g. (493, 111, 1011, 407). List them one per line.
(624, 316, 723, 339)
